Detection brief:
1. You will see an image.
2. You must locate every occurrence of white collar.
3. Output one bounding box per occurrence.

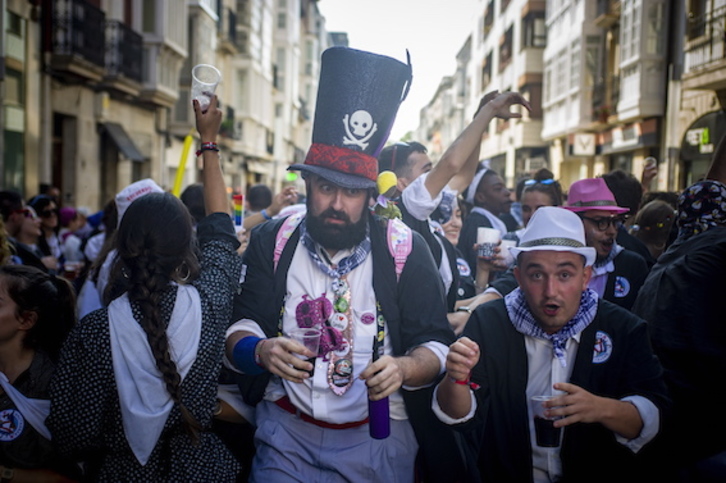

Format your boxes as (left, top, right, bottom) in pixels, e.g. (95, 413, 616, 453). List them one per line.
(109, 284, 201, 465)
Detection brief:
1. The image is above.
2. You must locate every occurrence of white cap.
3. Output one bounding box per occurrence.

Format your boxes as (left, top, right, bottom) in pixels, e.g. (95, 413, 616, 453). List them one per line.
(509, 206, 597, 266)
(115, 178, 164, 226)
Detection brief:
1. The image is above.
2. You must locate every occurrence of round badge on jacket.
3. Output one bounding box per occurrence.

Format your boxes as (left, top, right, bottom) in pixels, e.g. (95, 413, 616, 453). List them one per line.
(593, 331, 613, 364)
(614, 276, 631, 298)
(0, 409, 25, 442)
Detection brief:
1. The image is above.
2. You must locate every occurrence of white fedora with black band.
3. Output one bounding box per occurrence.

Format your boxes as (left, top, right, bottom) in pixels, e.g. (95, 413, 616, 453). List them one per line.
(509, 206, 597, 266)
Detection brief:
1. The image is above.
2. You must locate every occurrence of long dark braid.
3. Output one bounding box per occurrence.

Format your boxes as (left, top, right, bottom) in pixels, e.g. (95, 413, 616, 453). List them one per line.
(110, 193, 201, 444)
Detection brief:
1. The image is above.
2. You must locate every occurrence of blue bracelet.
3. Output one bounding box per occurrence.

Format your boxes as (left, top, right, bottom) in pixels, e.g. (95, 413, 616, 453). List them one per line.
(233, 336, 267, 375)
(261, 209, 272, 220)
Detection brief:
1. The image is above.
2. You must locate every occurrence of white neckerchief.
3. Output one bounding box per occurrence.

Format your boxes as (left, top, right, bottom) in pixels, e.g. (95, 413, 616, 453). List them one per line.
(470, 206, 508, 234)
(109, 284, 201, 466)
(0, 371, 51, 440)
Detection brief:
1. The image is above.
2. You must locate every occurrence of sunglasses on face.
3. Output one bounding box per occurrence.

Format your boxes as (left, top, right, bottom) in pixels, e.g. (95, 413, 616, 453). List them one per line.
(580, 214, 627, 231)
(12, 208, 36, 219)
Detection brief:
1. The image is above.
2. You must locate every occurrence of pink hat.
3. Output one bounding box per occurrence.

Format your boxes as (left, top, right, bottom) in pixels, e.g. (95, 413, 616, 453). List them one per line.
(59, 207, 78, 227)
(564, 178, 629, 214)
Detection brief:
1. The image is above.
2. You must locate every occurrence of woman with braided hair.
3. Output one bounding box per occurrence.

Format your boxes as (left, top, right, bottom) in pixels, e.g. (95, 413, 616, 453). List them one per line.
(48, 96, 243, 481)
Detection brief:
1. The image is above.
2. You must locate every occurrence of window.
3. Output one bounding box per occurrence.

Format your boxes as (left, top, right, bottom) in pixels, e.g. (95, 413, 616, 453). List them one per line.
(621, 0, 641, 61)
(688, 0, 708, 38)
(523, 13, 546, 48)
(277, 12, 286, 29)
(142, 0, 156, 33)
(483, 1, 494, 35)
(4, 69, 24, 106)
(646, 2, 664, 55)
(570, 40, 580, 90)
(520, 84, 542, 119)
(481, 51, 492, 92)
(7, 11, 22, 36)
(499, 25, 513, 71)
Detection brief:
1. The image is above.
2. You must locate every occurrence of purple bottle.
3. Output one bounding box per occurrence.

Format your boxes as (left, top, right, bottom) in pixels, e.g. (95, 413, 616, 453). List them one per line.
(369, 336, 390, 439)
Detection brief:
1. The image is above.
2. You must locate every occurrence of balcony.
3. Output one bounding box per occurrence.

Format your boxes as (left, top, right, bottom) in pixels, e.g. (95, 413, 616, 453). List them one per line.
(592, 73, 620, 123)
(47, 0, 106, 82)
(218, 9, 239, 56)
(104, 20, 143, 94)
(683, 6, 726, 91)
(594, 0, 620, 29)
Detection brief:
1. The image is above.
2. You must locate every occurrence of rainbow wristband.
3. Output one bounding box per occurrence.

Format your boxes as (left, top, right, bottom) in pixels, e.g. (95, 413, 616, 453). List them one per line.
(233, 336, 267, 375)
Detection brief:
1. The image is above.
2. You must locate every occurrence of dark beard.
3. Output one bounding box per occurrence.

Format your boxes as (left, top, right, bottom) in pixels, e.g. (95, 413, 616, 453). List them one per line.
(306, 206, 368, 250)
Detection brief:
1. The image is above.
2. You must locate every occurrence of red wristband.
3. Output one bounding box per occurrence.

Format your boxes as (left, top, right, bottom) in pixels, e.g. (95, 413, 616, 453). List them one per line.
(450, 374, 480, 390)
(196, 142, 219, 156)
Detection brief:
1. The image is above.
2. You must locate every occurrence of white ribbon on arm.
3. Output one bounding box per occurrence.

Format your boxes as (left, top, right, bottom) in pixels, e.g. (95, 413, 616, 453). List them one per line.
(109, 284, 201, 466)
(0, 371, 51, 440)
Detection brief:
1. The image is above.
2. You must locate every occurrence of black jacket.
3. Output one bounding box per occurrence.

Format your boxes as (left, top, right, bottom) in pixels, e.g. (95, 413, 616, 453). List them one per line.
(457, 299, 670, 483)
(634, 227, 726, 465)
(231, 213, 471, 482)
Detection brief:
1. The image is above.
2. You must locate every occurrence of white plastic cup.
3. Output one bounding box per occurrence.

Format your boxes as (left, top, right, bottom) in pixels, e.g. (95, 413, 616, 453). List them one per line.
(191, 64, 221, 111)
(477, 227, 501, 259)
(288, 327, 321, 375)
(499, 239, 518, 266)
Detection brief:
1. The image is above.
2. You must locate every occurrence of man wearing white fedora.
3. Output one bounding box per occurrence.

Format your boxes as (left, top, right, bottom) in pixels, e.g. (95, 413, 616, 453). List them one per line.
(433, 206, 669, 482)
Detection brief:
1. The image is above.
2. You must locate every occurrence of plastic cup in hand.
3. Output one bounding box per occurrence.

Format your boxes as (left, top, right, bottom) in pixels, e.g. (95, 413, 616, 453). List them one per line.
(477, 227, 501, 259)
(191, 64, 221, 112)
(288, 328, 321, 375)
(531, 395, 562, 447)
(499, 239, 518, 266)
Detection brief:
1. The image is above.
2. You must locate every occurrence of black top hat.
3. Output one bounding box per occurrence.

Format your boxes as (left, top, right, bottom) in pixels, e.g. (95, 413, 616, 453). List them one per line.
(289, 47, 412, 189)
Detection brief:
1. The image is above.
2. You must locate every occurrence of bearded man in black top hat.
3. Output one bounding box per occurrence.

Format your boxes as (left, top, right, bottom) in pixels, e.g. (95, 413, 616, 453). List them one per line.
(224, 47, 460, 482)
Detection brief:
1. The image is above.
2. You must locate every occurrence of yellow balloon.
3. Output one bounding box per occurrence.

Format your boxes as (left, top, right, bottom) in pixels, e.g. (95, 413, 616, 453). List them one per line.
(377, 171, 398, 196)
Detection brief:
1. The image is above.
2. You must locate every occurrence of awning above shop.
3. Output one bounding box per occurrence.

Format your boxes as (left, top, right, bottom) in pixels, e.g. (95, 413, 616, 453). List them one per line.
(102, 122, 145, 162)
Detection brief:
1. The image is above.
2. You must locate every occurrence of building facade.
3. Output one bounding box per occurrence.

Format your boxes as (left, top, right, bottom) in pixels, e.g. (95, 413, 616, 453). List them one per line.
(1, 0, 328, 209)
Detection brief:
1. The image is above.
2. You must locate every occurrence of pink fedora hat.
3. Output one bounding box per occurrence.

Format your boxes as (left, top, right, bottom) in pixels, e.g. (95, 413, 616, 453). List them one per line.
(564, 178, 629, 214)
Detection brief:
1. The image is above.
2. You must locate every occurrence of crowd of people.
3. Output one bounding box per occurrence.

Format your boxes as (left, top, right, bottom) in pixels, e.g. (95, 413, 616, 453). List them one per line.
(0, 45, 724, 482)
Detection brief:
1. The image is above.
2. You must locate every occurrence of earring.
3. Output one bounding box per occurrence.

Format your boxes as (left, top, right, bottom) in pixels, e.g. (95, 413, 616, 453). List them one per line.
(121, 266, 130, 279)
(176, 262, 191, 282)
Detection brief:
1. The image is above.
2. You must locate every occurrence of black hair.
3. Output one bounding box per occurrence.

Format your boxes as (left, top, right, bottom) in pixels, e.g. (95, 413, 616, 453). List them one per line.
(247, 184, 273, 212)
(180, 184, 206, 224)
(601, 170, 642, 216)
(0, 265, 76, 361)
(106, 192, 202, 443)
(377, 141, 428, 179)
(27, 195, 59, 256)
(0, 190, 23, 221)
(515, 176, 531, 201)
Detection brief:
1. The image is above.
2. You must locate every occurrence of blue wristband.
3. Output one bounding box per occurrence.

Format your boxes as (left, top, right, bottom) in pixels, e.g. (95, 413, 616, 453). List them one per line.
(233, 336, 267, 375)
(261, 209, 272, 220)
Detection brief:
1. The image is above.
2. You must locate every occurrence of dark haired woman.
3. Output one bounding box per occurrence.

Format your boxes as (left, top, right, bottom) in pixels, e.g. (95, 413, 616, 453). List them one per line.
(0, 265, 77, 481)
(515, 167, 563, 240)
(48, 96, 243, 481)
(27, 195, 61, 273)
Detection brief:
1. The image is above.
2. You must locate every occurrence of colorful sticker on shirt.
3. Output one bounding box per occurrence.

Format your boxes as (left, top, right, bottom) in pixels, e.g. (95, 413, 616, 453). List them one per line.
(360, 312, 375, 325)
(456, 257, 472, 278)
(613, 276, 630, 298)
(330, 312, 348, 330)
(593, 331, 613, 364)
(0, 409, 25, 442)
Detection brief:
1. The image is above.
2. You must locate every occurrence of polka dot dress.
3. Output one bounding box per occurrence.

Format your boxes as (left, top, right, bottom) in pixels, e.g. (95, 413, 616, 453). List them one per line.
(48, 214, 243, 482)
